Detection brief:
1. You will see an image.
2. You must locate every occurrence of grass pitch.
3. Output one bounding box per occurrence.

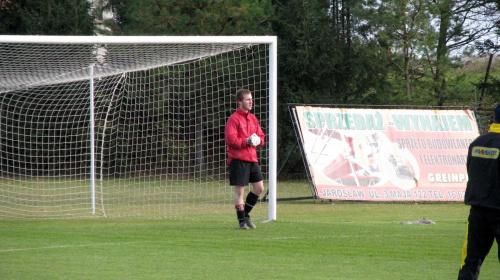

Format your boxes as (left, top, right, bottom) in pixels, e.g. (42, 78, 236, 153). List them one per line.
(1, 201, 498, 280)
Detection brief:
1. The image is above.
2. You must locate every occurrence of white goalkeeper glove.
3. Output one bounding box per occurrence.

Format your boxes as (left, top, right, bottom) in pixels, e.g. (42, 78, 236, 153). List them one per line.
(246, 133, 261, 147)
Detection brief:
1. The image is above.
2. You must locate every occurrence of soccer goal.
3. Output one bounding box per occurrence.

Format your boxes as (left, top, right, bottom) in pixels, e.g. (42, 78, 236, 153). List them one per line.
(0, 36, 277, 220)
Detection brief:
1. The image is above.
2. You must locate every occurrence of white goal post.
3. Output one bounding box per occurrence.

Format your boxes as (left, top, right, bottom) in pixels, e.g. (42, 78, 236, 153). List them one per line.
(0, 35, 277, 220)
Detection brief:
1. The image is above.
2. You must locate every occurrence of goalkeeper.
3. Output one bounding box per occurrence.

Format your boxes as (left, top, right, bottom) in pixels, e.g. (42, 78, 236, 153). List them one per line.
(225, 89, 266, 230)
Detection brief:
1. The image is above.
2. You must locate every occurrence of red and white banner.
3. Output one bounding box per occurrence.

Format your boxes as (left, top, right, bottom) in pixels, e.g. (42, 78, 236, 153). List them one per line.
(294, 106, 480, 201)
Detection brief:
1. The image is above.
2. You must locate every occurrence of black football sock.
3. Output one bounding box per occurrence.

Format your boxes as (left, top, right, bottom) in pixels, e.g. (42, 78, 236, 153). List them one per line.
(244, 191, 259, 217)
(235, 204, 245, 223)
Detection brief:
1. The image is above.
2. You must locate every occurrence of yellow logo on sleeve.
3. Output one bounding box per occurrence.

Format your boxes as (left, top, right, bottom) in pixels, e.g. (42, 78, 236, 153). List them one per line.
(471, 146, 500, 159)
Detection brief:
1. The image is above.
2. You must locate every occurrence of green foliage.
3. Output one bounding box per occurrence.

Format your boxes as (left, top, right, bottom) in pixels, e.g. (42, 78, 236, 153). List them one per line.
(273, 0, 394, 173)
(366, 0, 435, 99)
(274, 0, 341, 104)
(105, 0, 273, 35)
(0, 0, 94, 35)
(1, 0, 499, 178)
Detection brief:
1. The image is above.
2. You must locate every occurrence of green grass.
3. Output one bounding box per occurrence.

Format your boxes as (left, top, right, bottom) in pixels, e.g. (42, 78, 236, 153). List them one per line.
(1, 201, 498, 280)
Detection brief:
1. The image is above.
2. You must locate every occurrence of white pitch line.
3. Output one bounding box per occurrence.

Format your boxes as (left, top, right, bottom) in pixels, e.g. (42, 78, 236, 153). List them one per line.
(0, 241, 154, 253)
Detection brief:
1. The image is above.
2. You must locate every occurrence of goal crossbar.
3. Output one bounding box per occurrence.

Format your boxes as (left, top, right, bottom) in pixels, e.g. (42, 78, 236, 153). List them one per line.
(0, 35, 277, 45)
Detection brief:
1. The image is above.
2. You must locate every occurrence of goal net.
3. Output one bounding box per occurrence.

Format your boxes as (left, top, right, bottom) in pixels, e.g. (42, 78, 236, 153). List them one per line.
(0, 36, 277, 220)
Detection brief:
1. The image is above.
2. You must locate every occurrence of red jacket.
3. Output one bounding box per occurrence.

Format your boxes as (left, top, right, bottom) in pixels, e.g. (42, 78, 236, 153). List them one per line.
(225, 108, 265, 165)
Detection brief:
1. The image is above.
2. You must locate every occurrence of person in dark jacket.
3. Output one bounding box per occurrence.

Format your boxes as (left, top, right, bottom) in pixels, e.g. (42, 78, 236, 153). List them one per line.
(458, 104, 500, 280)
(225, 89, 265, 230)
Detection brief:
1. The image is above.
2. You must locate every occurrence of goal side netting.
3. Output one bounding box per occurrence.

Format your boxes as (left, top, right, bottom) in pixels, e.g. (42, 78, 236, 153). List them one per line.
(0, 36, 277, 220)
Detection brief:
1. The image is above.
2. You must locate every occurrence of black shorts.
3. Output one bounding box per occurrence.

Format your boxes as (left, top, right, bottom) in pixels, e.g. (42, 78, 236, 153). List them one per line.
(229, 159, 264, 186)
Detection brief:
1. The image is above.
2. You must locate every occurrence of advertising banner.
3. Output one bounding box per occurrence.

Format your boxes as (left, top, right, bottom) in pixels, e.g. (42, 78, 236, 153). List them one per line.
(294, 106, 480, 201)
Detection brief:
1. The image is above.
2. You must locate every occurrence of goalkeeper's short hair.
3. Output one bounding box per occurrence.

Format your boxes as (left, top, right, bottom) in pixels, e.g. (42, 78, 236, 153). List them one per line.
(236, 89, 251, 102)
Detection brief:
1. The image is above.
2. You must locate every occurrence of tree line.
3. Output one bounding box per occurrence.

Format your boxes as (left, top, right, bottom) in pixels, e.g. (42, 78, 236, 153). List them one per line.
(1, 0, 499, 175)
